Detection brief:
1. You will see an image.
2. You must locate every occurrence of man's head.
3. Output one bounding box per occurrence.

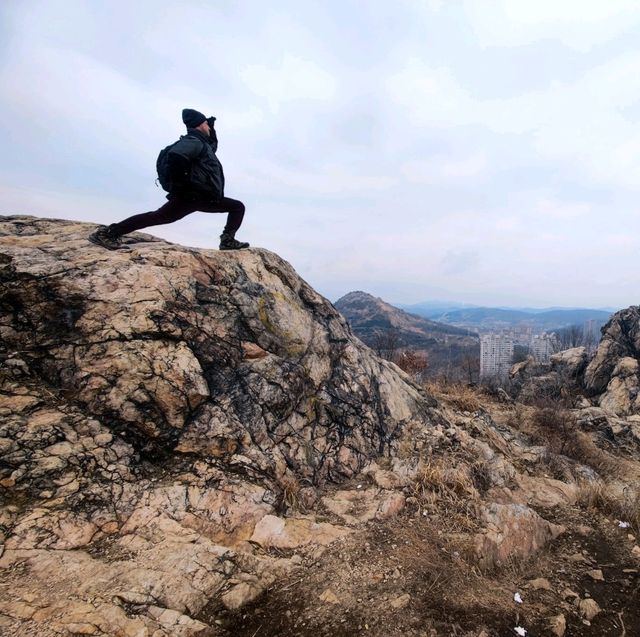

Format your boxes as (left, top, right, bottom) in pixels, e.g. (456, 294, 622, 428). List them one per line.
(182, 108, 209, 136)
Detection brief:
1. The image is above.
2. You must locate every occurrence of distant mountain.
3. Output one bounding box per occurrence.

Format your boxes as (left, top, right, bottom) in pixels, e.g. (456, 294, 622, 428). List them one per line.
(334, 291, 479, 378)
(406, 306, 613, 332)
(397, 300, 479, 317)
(335, 291, 477, 343)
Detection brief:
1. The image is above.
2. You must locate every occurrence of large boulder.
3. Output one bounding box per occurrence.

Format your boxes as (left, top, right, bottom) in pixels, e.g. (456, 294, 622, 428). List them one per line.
(0, 215, 434, 487)
(0, 215, 439, 636)
(584, 306, 640, 394)
(550, 346, 589, 378)
(584, 307, 640, 414)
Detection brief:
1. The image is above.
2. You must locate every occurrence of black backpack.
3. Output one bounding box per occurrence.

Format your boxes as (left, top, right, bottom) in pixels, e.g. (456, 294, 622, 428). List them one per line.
(156, 135, 203, 192)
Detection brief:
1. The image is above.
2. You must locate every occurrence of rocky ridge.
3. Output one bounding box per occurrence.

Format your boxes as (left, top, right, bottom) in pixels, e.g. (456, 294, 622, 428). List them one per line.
(511, 306, 640, 418)
(0, 216, 638, 637)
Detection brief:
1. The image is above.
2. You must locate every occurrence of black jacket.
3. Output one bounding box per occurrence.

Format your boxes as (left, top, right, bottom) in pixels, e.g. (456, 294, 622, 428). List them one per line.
(167, 128, 225, 201)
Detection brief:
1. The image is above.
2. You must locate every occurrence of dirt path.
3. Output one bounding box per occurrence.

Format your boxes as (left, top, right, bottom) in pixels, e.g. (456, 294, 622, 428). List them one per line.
(198, 504, 639, 637)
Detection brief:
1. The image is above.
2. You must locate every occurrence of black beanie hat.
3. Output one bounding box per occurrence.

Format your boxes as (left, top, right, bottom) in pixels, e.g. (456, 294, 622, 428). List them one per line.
(182, 108, 207, 128)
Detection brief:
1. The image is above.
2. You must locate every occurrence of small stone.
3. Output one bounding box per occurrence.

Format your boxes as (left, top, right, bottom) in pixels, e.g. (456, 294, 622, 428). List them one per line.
(576, 525, 593, 536)
(579, 598, 601, 621)
(319, 589, 340, 605)
(528, 577, 552, 591)
(390, 594, 411, 609)
(549, 614, 566, 637)
(221, 582, 264, 610)
(632, 545, 640, 557)
(568, 553, 589, 563)
(587, 569, 604, 581)
(561, 588, 579, 600)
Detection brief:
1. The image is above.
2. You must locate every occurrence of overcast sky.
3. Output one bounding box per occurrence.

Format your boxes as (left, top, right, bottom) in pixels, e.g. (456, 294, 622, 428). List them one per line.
(1, 1, 639, 309)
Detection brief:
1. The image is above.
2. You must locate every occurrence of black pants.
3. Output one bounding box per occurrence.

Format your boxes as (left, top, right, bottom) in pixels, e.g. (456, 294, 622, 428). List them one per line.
(111, 196, 245, 236)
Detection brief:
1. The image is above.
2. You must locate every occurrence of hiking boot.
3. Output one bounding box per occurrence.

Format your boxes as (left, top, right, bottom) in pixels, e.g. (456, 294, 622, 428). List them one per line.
(219, 232, 249, 251)
(88, 225, 124, 250)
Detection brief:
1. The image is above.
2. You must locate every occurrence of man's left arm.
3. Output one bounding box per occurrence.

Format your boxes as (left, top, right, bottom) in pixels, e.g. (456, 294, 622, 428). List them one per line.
(207, 117, 219, 153)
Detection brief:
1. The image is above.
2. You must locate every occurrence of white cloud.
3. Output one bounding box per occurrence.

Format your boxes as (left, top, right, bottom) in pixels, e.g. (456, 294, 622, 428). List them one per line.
(386, 51, 640, 191)
(463, 0, 640, 51)
(401, 153, 488, 183)
(240, 55, 337, 113)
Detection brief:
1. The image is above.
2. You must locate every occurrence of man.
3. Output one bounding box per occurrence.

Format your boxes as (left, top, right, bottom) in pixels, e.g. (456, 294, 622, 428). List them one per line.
(88, 108, 249, 251)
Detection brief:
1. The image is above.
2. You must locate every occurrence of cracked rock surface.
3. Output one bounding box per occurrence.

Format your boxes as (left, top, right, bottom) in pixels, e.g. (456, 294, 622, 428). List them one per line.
(0, 216, 586, 637)
(0, 216, 433, 484)
(0, 215, 437, 636)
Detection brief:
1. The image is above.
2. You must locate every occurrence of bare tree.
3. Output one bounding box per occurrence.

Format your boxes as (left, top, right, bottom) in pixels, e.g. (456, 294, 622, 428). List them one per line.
(396, 349, 429, 381)
(554, 324, 585, 350)
(373, 328, 400, 361)
(461, 354, 480, 384)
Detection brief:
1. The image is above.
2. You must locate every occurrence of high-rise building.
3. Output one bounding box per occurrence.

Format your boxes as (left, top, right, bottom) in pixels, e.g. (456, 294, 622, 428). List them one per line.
(480, 333, 514, 378)
(530, 334, 554, 362)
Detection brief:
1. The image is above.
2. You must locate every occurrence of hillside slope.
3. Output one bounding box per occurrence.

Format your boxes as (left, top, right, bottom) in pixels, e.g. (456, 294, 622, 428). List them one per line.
(0, 216, 638, 637)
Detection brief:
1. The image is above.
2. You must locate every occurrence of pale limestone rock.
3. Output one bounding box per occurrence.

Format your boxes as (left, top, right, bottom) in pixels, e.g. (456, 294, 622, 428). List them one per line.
(576, 525, 593, 536)
(319, 588, 340, 604)
(474, 503, 565, 569)
(579, 598, 602, 620)
(322, 488, 405, 525)
(0, 216, 435, 487)
(515, 474, 577, 508)
(389, 593, 411, 609)
(548, 613, 567, 637)
(550, 347, 588, 376)
(221, 581, 264, 610)
(599, 357, 640, 415)
(587, 569, 604, 581)
(561, 588, 579, 600)
(528, 577, 552, 591)
(250, 515, 349, 549)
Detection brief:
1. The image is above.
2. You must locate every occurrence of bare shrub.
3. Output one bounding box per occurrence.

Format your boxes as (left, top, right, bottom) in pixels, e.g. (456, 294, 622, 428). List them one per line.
(395, 349, 429, 381)
(280, 473, 304, 512)
(525, 406, 619, 477)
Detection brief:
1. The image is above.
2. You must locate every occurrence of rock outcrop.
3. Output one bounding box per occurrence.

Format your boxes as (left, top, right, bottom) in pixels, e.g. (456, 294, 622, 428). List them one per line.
(510, 307, 640, 416)
(0, 216, 433, 488)
(0, 215, 439, 636)
(1, 216, 597, 636)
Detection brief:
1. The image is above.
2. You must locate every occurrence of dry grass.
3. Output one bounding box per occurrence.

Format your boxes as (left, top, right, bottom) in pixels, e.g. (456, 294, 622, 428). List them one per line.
(280, 473, 304, 512)
(413, 456, 477, 501)
(386, 514, 519, 624)
(577, 480, 640, 534)
(408, 455, 484, 536)
(424, 380, 483, 413)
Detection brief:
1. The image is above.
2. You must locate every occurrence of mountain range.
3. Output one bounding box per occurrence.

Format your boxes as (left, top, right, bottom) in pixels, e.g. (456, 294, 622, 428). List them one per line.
(396, 303, 613, 332)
